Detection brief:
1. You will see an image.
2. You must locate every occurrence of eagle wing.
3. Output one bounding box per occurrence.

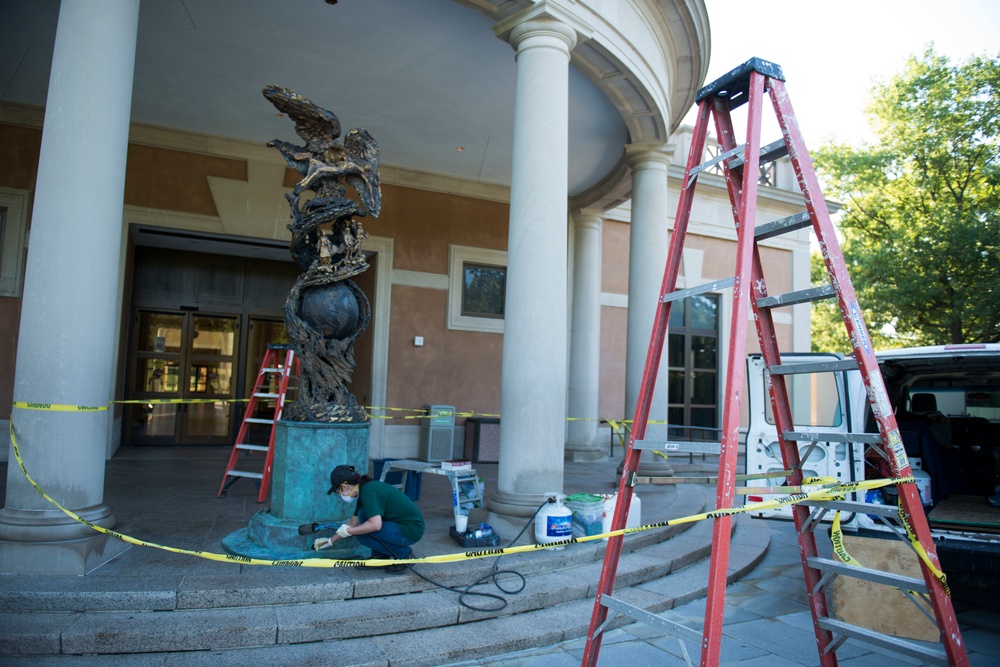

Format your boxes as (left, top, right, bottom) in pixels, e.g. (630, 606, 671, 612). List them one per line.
(343, 128, 382, 218)
(262, 85, 342, 147)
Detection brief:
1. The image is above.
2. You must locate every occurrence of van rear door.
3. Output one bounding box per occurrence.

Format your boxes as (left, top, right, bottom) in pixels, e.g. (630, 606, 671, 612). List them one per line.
(745, 353, 863, 519)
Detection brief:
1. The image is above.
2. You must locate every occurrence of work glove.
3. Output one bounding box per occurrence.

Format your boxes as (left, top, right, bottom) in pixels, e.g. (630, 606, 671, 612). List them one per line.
(313, 537, 333, 550)
(336, 524, 352, 539)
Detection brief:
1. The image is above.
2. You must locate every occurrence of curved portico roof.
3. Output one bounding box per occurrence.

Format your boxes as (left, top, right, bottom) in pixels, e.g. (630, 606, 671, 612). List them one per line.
(0, 0, 709, 211)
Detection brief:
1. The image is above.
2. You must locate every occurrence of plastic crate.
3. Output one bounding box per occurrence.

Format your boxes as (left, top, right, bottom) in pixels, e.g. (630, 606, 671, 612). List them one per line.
(372, 458, 422, 501)
(449, 526, 501, 548)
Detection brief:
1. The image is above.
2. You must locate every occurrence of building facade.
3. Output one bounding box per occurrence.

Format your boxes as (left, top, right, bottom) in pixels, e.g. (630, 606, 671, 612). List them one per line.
(0, 0, 812, 574)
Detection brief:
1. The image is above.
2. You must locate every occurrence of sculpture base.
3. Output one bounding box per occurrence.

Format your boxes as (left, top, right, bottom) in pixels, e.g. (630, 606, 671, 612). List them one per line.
(222, 420, 371, 560)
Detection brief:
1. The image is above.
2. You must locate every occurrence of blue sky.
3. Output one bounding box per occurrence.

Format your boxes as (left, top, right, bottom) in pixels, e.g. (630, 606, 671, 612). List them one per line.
(697, 0, 1000, 145)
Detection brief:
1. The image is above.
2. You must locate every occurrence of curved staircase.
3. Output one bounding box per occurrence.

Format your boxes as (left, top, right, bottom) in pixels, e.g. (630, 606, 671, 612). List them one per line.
(0, 484, 769, 666)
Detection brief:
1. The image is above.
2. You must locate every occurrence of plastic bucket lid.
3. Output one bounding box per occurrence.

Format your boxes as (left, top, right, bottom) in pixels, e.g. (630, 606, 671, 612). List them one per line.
(566, 493, 603, 506)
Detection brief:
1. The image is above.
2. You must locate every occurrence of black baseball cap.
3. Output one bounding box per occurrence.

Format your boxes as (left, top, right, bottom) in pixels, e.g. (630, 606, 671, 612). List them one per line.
(327, 464, 360, 495)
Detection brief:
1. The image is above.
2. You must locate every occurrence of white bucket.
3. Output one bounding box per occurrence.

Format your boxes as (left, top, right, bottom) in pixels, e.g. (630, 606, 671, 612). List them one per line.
(535, 492, 573, 548)
(455, 513, 468, 533)
(601, 492, 641, 540)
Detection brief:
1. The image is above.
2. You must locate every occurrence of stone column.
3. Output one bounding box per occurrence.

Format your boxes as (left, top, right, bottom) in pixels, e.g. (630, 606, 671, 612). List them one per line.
(488, 19, 577, 533)
(623, 144, 675, 477)
(565, 209, 604, 461)
(0, 0, 139, 574)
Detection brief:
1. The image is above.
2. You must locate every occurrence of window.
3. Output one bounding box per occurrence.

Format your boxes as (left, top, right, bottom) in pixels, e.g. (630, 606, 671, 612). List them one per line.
(0, 188, 29, 298)
(667, 294, 720, 440)
(461, 263, 505, 319)
(764, 370, 844, 428)
(448, 245, 507, 333)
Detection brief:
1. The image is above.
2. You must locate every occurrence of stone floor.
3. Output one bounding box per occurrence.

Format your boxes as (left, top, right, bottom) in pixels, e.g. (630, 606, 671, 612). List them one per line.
(448, 519, 1000, 666)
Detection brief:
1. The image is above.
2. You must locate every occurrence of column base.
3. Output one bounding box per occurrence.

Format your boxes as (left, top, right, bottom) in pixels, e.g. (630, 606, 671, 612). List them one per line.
(0, 531, 130, 575)
(617, 458, 674, 479)
(0, 504, 128, 574)
(564, 442, 607, 462)
(487, 489, 555, 544)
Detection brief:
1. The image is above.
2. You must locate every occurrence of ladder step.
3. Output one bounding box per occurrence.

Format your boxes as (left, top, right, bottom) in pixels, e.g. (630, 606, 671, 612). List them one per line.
(816, 617, 948, 665)
(757, 284, 836, 309)
(688, 138, 788, 180)
(226, 470, 264, 480)
(783, 430, 882, 445)
(688, 142, 746, 179)
(797, 498, 900, 518)
(769, 359, 858, 375)
(726, 138, 788, 170)
(261, 367, 284, 374)
(807, 556, 929, 592)
(235, 444, 269, 452)
(754, 210, 812, 241)
(244, 417, 275, 424)
(633, 440, 722, 455)
(662, 277, 735, 304)
(253, 392, 280, 399)
(599, 594, 701, 641)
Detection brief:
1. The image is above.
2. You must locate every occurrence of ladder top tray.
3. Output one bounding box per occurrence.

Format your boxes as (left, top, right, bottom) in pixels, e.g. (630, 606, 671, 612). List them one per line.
(381, 459, 477, 478)
(696, 56, 785, 105)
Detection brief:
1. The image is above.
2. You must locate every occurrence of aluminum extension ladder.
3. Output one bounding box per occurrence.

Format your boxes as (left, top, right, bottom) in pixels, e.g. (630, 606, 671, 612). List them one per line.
(582, 58, 968, 667)
(218, 343, 298, 503)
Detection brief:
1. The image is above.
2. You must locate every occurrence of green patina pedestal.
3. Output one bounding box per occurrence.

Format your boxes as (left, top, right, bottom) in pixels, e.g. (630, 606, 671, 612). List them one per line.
(221, 420, 370, 560)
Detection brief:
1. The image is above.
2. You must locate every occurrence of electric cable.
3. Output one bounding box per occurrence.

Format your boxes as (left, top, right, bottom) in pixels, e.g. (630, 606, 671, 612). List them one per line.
(368, 499, 553, 612)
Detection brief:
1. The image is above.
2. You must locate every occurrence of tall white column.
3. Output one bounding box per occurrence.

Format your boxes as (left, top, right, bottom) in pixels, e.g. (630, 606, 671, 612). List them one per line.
(623, 144, 675, 476)
(0, 0, 139, 574)
(489, 19, 577, 530)
(566, 209, 604, 461)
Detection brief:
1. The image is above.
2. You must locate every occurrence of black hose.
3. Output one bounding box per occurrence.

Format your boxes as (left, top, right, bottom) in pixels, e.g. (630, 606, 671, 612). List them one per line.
(371, 500, 551, 612)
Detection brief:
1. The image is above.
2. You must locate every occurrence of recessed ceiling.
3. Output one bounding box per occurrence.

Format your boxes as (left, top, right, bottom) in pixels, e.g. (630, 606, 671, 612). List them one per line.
(1, 0, 629, 198)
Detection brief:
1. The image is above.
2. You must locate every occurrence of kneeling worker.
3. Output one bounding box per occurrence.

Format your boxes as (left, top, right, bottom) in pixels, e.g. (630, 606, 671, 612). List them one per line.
(315, 464, 425, 573)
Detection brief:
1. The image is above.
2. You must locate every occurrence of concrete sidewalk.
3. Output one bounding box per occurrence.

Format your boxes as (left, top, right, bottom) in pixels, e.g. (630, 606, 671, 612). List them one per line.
(452, 519, 1000, 666)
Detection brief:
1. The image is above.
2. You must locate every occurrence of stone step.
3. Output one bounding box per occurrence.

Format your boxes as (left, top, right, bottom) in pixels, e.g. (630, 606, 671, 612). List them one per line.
(0, 510, 770, 665)
(0, 483, 708, 614)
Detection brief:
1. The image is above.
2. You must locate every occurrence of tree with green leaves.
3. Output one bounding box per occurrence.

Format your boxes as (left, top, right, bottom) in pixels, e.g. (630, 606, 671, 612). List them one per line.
(812, 47, 1000, 351)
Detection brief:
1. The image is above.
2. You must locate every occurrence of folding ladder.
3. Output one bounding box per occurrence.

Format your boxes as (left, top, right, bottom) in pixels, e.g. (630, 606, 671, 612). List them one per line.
(218, 343, 298, 503)
(582, 58, 968, 667)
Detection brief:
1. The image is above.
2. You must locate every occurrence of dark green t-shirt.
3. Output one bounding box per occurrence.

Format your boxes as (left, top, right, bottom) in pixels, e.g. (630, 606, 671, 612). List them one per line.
(355, 479, 425, 542)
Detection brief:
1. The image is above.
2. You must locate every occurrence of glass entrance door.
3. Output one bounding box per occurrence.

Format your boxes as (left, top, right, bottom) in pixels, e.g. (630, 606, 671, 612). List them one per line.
(127, 310, 238, 444)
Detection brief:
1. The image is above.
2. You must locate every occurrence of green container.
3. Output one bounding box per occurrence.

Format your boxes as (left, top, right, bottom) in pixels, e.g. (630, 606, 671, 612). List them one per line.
(566, 493, 605, 537)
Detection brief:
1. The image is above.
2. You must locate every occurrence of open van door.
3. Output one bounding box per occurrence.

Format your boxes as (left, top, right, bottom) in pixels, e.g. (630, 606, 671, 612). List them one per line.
(745, 353, 864, 519)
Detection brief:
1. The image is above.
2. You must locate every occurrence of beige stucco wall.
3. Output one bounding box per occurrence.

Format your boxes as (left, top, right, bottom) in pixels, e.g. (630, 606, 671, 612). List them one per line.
(0, 112, 813, 455)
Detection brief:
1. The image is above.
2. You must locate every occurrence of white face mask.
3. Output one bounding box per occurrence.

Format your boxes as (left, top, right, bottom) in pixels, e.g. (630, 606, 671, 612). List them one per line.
(339, 493, 354, 503)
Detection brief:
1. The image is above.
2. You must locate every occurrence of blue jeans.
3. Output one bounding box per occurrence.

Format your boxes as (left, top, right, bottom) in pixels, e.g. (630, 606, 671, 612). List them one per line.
(353, 508, 415, 559)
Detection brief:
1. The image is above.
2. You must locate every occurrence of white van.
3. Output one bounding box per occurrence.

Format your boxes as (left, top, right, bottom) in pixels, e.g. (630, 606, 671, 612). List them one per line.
(745, 344, 1000, 592)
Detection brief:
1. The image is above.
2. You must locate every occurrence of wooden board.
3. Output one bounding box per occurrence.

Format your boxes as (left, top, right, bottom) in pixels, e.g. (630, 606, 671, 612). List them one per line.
(929, 495, 1000, 533)
(828, 534, 939, 642)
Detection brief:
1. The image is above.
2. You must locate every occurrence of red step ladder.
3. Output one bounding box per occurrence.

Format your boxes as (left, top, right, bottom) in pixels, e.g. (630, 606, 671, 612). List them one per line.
(218, 343, 298, 503)
(582, 58, 968, 667)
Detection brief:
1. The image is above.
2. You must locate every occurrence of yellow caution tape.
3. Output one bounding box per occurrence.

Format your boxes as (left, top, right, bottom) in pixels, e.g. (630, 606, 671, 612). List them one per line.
(830, 508, 940, 600)
(10, 399, 608, 429)
(8, 417, 921, 570)
(897, 501, 950, 596)
(830, 510, 866, 568)
(13, 401, 108, 412)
